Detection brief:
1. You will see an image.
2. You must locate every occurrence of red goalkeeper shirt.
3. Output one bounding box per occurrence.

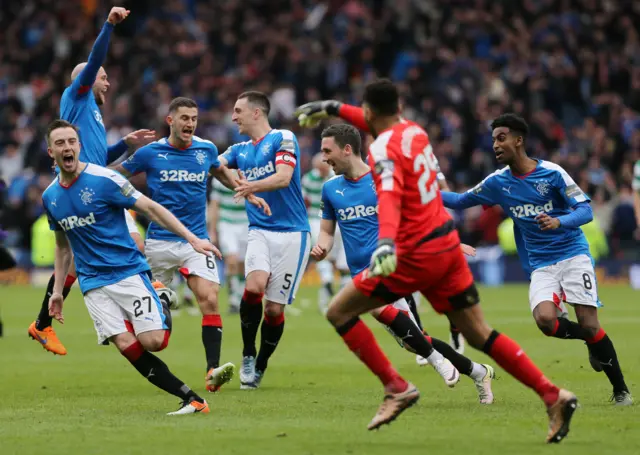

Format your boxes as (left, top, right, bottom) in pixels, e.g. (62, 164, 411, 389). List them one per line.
(366, 120, 460, 255)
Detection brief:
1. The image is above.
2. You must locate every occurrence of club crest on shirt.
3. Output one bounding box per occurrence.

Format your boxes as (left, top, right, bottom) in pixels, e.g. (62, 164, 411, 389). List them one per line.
(195, 150, 206, 165)
(371, 182, 377, 194)
(80, 187, 95, 205)
(261, 144, 270, 156)
(535, 179, 550, 196)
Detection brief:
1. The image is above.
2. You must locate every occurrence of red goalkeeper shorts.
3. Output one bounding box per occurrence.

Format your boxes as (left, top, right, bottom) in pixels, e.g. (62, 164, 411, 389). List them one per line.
(353, 245, 478, 314)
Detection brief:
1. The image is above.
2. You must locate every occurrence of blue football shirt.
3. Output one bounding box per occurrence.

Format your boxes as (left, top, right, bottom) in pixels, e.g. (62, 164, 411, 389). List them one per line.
(222, 129, 309, 233)
(321, 172, 379, 277)
(122, 136, 220, 242)
(42, 164, 150, 294)
(441, 160, 591, 272)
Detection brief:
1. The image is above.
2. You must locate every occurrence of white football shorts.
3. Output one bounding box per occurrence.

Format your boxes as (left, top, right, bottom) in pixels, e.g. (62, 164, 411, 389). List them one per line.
(84, 273, 169, 344)
(145, 238, 220, 286)
(245, 229, 310, 305)
(218, 221, 248, 258)
(529, 254, 601, 312)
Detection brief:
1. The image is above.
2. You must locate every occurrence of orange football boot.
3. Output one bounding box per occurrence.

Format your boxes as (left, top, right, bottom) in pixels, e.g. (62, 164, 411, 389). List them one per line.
(28, 321, 67, 355)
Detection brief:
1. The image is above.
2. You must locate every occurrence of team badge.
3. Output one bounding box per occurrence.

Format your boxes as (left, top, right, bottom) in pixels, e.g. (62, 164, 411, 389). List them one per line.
(261, 144, 270, 156)
(535, 179, 550, 196)
(371, 183, 377, 194)
(79, 187, 95, 205)
(195, 150, 206, 165)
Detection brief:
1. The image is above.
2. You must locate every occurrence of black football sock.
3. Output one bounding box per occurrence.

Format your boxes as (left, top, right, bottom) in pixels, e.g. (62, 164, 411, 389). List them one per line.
(240, 290, 263, 357)
(202, 314, 223, 370)
(587, 329, 628, 393)
(430, 336, 473, 375)
(256, 312, 285, 373)
(122, 341, 203, 403)
(36, 274, 75, 330)
(377, 306, 435, 358)
(449, 322, 462, 349)
(405, 294, 423, 331)
(549, 317, 589, 340)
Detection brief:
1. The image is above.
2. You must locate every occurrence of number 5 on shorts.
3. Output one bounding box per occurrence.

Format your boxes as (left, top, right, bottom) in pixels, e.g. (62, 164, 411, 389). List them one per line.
(282, 273, 292, 290)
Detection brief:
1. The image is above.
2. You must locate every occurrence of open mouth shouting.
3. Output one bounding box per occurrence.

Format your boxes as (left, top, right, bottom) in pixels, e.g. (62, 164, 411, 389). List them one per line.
(182, 127, 194, 138)
(61, 151, 75, 168)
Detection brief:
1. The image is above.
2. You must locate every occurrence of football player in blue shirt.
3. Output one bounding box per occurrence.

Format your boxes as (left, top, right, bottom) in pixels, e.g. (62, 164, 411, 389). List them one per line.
(220, 91, 310, 389)
(310, 124, 495, 403)
(43, 119, 217, 415)
(114, 97, 270, 393)
(441, 113, 632, 405)
(29, 6, 158, 355)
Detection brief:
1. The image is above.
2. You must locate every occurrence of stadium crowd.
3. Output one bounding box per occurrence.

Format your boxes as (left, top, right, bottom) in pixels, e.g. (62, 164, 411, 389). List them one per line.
(1, 0, 639, 267)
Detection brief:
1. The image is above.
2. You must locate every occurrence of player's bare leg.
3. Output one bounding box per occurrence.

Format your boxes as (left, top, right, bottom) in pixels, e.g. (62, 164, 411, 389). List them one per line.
(29, 261, 77, 355)
(326, 281, 420, 430)
(187, 274, 234, 392)
(239, 270, 267, 388)
(447, 302, 578, 443)
(574, 304, 632, 405)
(111, 330, 209, 415)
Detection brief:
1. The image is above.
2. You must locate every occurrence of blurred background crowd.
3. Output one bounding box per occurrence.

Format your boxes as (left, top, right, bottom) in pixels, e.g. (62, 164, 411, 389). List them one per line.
(0, 0, 639, 272)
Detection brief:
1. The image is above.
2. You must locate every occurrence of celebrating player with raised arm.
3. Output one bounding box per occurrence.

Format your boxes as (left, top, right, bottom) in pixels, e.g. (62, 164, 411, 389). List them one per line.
(312, 124, 495, 402)
(218, 91, 310, 389)
(43, 120, 212, 415)
(440, 113, 632, 406)
(320, 80, 577, 442)
(29, 7, 158, 355)
(113, 97, 270, 393)
(294, 99, 469, 354)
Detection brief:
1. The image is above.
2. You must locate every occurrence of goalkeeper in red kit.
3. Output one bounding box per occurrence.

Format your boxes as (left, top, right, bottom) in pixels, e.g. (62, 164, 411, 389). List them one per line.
(295, 96, 471, 355)
(300, 79, 577, 443)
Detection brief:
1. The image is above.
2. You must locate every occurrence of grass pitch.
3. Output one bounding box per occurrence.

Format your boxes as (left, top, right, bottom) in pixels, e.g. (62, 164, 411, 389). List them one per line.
(0, 284, 638, 455)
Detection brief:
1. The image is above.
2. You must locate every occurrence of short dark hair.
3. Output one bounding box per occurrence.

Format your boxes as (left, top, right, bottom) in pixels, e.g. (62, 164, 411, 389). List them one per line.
(490, 113, 529, 138)
(321, 123, 362, 156)
(46, 119, 78, 145)
(169, 97, 198, 113)
(237, 91, 271, 115)
(363, 79, 399, 116)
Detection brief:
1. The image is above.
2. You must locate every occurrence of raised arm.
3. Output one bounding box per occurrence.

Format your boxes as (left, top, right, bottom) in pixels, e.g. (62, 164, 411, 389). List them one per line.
(295, 101, 370, 132)
(70, 7, 129, 98)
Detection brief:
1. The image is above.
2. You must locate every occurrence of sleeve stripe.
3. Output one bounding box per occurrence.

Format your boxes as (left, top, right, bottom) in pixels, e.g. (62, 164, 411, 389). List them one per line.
(78, 86, 91, 95)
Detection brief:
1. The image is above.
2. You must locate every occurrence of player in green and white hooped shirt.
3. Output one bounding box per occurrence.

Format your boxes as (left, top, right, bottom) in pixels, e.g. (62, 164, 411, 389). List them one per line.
(209, 171, 249, 312)
(303, 154, 349, 313)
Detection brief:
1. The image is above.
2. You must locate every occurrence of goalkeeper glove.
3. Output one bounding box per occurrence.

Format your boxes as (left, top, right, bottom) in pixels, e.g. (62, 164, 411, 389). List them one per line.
(293, 100, 343, 128)
(369, 239, 397, 277)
